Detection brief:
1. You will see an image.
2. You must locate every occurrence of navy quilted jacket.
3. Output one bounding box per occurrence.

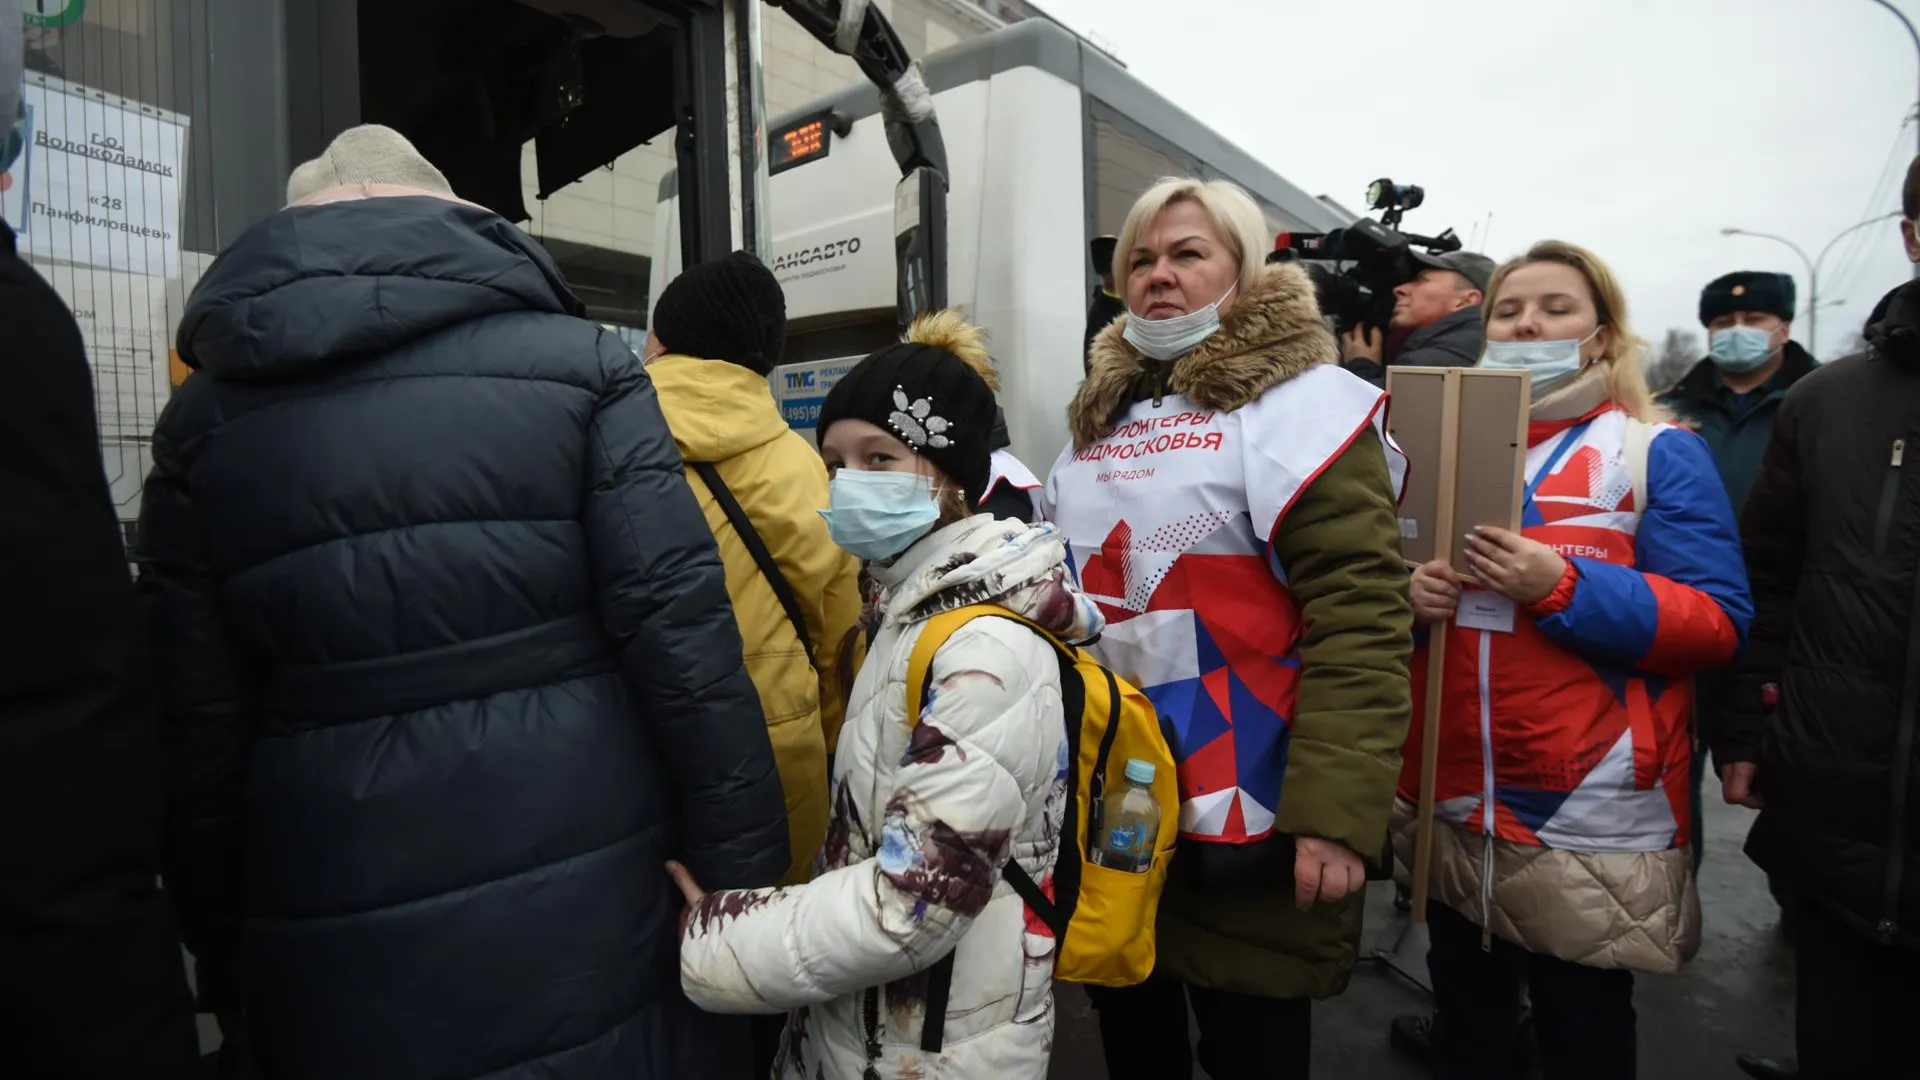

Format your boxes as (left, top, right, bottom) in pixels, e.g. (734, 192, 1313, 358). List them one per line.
(136, 195, 787, 1080)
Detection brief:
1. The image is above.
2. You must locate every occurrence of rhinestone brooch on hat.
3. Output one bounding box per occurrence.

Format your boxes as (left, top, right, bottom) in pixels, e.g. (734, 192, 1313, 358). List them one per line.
(889, 386, 952, 450)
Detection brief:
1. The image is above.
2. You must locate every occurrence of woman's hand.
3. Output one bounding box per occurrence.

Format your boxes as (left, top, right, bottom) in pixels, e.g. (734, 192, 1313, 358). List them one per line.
(1293, 837, 1366, 910)
(665, 860, 706, 938)
(1409, 559, 1463, 625)
(1462, 526, 1567, 606)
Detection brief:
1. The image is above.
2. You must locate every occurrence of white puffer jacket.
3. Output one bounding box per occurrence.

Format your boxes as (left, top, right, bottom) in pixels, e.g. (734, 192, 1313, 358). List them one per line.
(680, 515, 1104, 1080)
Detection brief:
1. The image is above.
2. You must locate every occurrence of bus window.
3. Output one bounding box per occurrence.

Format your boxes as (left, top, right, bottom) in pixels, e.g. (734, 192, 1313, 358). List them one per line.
(1086, 99, 1204, 243)
(1086, 98, 1306, 268)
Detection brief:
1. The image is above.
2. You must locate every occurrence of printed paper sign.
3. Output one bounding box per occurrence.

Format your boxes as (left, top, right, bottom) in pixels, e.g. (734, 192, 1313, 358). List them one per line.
(1455, 589, 1516, 634)
(770, 356, 860, 441)
(5, 72, 188, 277)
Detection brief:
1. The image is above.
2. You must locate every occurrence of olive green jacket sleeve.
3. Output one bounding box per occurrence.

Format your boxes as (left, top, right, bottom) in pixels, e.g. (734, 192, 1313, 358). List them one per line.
(1268, 434, 1413, 857)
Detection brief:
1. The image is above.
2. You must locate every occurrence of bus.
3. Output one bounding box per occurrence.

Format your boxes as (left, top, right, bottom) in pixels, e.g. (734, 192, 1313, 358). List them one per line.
(650, 16, 1349, 475)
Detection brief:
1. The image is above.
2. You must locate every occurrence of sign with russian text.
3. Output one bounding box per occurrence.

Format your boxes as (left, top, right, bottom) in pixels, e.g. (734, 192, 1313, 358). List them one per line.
(3, 72, 187, 277)
(769, 356, 860, 443)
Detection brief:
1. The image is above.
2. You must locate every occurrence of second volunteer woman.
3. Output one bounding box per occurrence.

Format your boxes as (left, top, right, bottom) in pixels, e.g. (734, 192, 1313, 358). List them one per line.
(669, 312, 1104, 1080)
(1045, 177, 1415, 1079)
(1392, 240, 1751, 1080)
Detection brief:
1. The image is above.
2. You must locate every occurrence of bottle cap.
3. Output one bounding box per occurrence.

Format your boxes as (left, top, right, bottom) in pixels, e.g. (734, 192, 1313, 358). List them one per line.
(1123, 758, 1156, 785)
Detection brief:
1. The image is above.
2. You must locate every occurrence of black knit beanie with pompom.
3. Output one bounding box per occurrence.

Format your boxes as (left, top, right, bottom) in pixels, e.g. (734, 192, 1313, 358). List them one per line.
(815, 311, 1000, 505)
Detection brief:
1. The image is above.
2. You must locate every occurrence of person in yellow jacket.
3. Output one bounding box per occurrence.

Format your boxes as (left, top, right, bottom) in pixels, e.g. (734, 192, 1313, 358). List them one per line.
(644, 251, 863, 900)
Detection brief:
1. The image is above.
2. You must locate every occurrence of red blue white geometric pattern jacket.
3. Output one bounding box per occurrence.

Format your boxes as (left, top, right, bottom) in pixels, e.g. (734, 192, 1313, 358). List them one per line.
(1399, 404, 1752, 853)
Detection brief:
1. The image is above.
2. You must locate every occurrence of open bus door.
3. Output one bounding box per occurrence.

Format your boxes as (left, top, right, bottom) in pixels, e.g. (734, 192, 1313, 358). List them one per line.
(358, 0, 945, 329)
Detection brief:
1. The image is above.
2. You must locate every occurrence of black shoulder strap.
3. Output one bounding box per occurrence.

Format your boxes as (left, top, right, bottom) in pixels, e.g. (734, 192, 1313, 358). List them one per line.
(918, 952, 957, 1053)
(690, 461, 811, 655)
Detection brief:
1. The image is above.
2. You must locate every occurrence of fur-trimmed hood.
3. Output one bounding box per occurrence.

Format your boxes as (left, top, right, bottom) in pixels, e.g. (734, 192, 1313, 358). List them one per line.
(1069, 262, 1336, 449)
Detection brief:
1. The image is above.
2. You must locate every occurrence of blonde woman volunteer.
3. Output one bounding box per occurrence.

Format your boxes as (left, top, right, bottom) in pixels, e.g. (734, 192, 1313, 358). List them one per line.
(1044, 177, 1414, 1079)
(1392, 241, 1751, 1080)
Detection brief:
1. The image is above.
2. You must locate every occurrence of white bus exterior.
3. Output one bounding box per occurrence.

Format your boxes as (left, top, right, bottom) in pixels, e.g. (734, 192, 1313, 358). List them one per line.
(651, 17, 1347, 476)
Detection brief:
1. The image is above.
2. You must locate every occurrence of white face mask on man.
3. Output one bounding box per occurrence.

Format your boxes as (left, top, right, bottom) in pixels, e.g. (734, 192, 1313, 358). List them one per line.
(1479, 327, 1604, 402)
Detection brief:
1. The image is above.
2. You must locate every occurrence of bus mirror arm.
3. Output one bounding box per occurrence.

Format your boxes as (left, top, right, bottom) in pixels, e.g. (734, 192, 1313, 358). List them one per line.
(766, 0, 949, 176)
(766, 0, 950, 327)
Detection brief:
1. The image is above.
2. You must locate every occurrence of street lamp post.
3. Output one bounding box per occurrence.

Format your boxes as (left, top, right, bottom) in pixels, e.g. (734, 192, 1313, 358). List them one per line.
(1720, 212, 1902, 355)
(1867, 0, 1920, 278)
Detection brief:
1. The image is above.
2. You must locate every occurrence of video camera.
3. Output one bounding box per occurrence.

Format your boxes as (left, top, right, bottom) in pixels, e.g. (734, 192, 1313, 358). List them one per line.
(1268, 178, 1462, 336)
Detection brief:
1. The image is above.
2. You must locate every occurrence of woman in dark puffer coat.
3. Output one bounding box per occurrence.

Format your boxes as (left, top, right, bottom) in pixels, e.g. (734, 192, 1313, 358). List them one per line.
(136, 125, 788, 1080)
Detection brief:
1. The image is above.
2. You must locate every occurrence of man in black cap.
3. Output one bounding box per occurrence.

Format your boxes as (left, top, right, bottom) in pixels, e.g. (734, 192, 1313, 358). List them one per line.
(1665, 272, 1814, 512)
(1085, 235, 1126, 376)
(1661, 271, 1816, 881)
(1339, 250, 1496, 388)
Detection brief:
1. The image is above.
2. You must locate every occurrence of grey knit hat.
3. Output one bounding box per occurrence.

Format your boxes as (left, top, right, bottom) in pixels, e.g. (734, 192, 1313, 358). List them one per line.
(285, 124, 453, 205)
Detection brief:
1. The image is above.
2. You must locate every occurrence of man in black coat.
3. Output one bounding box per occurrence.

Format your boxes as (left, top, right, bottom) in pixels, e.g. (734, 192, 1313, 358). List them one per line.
(1716, 168, 1920, 1080)
(0, 111, 203, 1080)
(136, 125, 788, 1080)
(1662, 272, 1816, 877)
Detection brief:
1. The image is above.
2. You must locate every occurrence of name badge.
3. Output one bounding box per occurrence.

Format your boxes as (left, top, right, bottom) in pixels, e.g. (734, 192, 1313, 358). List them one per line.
(1456, 589, 1516, 634)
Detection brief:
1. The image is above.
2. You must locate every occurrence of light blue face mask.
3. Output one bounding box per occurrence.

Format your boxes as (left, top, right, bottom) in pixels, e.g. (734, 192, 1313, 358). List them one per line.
(1709, 325, 1778, 373)
(818, 469, 942, 562)
(1480, 328, 1603, 402)
(1122, 282, 1238, 361)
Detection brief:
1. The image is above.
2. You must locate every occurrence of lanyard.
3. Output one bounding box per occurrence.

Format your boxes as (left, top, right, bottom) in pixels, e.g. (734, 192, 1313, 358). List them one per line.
(1523, 419, 1595, 507)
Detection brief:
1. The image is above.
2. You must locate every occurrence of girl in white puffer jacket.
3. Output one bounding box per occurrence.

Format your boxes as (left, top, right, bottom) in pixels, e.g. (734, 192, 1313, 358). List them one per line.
(668, 312, 1103, 1080)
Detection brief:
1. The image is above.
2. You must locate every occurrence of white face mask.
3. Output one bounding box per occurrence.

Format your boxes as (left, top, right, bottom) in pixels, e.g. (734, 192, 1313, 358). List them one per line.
(1123, 282, 1238, 361)
(1480, 327, 1603, 402)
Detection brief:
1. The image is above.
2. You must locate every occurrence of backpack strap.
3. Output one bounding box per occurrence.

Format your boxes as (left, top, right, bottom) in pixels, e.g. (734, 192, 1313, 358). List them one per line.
(689, 461, 812, 655)
(918, 951, 958, 1054)
(905, 604, 1068, 722)
(906, 604, 1080, 1054)
(1622, 418, 1656, 515)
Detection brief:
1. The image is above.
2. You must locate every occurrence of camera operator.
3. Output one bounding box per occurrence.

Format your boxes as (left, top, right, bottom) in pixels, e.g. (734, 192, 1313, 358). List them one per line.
(1339, 250, 1495, 387)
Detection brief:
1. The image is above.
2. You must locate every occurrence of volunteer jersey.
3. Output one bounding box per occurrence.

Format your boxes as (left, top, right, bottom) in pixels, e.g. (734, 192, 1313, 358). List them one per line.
(1402, 406, 1751, 853)
(1045, 364, 1404, 843)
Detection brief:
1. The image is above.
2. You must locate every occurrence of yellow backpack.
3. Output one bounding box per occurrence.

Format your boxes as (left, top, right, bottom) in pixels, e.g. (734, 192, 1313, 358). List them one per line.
(905, 604, 1179, 1049)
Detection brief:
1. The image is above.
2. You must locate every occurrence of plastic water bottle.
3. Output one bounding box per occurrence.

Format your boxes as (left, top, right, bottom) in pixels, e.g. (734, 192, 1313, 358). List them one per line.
(1093, 759, 1160, 873)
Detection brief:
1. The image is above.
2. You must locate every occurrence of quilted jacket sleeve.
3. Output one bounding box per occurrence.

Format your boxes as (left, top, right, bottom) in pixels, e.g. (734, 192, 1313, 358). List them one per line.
(4, 244, 200, 1075)
(678, 620, 1062, 1013)
(1528, 428, 1752, 677)
(582, 332, 788, 890)
(134, 398, 255, 1009)
(1716, 395, 1808, 766)
(1267, 435, 1415, 857)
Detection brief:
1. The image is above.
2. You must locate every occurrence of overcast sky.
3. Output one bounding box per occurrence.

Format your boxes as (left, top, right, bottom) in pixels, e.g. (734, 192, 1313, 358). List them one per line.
(1034, 0, 1916, 360)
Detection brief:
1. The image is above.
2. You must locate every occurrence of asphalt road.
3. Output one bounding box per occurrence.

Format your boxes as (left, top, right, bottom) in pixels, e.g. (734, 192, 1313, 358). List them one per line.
(1045, 795, 1795, 1078)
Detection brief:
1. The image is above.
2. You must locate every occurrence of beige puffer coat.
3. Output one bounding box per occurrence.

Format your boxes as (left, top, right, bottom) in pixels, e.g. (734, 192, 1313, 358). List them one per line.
(1390, 801, 1699, 973)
